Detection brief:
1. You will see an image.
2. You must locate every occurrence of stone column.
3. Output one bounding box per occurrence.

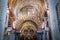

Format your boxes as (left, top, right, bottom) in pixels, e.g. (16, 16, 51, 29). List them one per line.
(48, 0, 60, 40)
(0, 0, 8, 40)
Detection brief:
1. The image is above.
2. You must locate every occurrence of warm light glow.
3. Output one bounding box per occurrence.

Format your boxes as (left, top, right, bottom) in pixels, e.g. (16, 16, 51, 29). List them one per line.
(13, 21, 16, 29)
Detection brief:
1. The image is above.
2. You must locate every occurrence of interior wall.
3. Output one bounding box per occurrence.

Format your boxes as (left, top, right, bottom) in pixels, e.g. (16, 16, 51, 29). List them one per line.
(48, 0, 60, 40)
(0, 0, 8, 40)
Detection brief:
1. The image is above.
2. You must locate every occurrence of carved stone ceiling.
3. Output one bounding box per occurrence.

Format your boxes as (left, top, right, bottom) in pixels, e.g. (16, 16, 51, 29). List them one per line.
(8, 0, 47, 19)
(8, 0, 47, 29)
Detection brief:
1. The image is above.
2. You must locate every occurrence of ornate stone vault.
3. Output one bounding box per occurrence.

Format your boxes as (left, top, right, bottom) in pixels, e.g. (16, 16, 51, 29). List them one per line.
(8, 0, 47, 40)
(8, 0, 47, 31)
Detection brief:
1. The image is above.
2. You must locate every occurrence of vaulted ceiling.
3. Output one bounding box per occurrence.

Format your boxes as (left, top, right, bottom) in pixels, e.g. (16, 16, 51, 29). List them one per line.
(8, 0, 48, 29)
(8, 0, 47, 19)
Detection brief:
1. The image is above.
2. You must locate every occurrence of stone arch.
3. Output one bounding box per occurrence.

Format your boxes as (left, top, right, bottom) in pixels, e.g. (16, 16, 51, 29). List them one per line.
(21, 20, 38, 30)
